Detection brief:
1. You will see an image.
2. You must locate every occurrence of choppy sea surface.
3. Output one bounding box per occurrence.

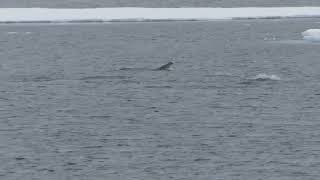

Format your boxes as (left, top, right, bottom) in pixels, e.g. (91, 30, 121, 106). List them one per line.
(1, 0, 320, 8)
(1, 19, 320, 179)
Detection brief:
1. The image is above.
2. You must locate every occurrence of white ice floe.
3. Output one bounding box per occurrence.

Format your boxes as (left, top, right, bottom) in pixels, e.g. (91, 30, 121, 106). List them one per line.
(302, 29, 320, 42)
(0, 7, 320, 23)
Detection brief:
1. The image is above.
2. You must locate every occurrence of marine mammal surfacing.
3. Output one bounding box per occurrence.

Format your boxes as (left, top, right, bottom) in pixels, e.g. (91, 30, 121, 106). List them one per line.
(154, 62, 174, 71)
(119, 62, 174, 71)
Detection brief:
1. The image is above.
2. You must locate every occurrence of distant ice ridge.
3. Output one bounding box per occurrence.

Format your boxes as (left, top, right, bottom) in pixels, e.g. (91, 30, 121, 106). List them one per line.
(302, 29, 320, 42)
(1, 7, 320, 23)
(252, 74, 281, 81)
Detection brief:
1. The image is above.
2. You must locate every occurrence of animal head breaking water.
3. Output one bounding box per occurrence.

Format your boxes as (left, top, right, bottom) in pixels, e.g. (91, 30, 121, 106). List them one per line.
(155, 62, 174, 71)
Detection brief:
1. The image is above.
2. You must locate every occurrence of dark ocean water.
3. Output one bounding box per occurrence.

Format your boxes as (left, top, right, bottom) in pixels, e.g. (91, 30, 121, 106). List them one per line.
(1, 0, 320, 8)
(1, 19, 320, 179)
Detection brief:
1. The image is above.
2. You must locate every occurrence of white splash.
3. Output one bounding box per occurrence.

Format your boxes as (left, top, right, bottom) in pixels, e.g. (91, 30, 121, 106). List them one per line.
(302, 29, 320, 42)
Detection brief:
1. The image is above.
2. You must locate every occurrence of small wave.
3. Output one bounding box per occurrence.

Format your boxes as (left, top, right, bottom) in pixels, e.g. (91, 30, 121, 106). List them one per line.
(144, 85, 172, 89)
(9, 75, 63, 82)
(251, 73, 281, 81)
(214, 72, 234, 76)
(119, 67, 148, 71)
(273, 40, 319, 45)
(119, 66, 173, 71)
(79, 75, 127, 81)
(89, 115, 112, 119)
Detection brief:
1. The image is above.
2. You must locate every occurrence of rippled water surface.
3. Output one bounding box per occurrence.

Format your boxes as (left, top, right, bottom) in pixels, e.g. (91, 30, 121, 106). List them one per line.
(1, 0, 320, 8)
(1, 19, 320, 179)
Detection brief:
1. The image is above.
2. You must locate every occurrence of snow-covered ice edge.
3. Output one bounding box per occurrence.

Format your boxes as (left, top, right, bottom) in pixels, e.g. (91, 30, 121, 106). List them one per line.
(1, 7, 320, 23)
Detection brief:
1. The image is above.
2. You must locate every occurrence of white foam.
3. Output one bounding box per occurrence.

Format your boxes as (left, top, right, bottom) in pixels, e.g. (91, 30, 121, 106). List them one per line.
(302, 29, 320, 42)
(0, 7, 320, 23)
(252, 74, 281, 81)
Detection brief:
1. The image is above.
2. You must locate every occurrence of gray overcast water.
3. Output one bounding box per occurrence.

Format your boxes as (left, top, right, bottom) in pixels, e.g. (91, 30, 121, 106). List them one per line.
(1, 0, 320, 8)
(1, 19, 320, 179)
